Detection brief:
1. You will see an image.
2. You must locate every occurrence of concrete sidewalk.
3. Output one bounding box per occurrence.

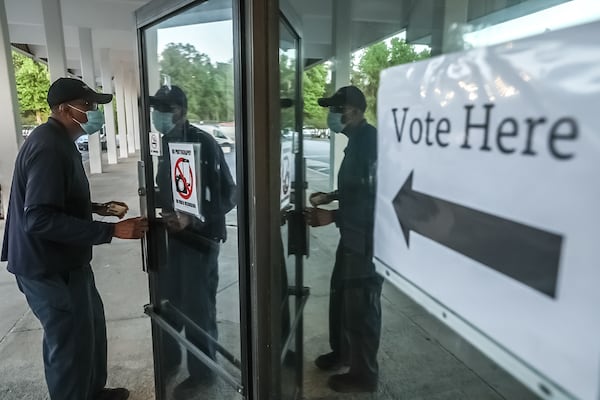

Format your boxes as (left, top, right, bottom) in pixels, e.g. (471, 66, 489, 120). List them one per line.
(298, 169, 539, 400)
(0, 153, 539, 400)
(0, 155, 155, 400)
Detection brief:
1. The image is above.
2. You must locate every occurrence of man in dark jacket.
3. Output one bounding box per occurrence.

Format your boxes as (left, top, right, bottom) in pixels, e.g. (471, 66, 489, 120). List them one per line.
(150, 85, 236, 398)
(1, 77, 148, 400)
(306, 86, 383, 393)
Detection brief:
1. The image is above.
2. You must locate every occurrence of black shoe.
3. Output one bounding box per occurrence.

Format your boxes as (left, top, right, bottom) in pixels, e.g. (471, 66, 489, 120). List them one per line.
(283, 350, 296, 367)
(314, 352, 346, 371)
(327, 373, 378, 393)
(95, 388, 130, 400)
(164, 367, 179, 384)
(173, 375, 215, 400)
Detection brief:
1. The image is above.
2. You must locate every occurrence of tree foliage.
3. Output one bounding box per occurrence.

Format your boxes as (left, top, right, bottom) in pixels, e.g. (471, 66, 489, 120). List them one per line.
(158, 38, 428, 129)
(303, 64, 329, 128)
(279, 52, 296, 130)
(278, 52, 330, 129)
(159, 43, 234, 122)
(352, 38, 430, 124)
(12, 51, 50, 124)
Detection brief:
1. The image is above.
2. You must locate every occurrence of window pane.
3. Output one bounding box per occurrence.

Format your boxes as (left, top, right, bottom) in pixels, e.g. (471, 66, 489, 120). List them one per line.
(143, 0, 242, 398)
(280, 0, 599, 398)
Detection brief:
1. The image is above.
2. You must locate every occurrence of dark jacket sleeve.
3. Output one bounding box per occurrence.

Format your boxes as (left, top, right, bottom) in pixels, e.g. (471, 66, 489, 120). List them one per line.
(217, 144, 237, 215)
(156, 141, 174, 212)
(188, 141, 236, 229)
(22, 146, 114, 246)
(23, 206, 114, 245)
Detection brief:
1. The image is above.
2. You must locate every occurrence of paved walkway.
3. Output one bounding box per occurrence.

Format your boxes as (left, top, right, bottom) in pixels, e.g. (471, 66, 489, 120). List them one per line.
(0, 155, 154, 400)
(0, 153, 538, 400)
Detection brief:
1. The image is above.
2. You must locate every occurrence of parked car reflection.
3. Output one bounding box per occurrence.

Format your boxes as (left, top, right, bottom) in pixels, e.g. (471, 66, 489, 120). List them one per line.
(192, 124, 235, 154)
(21, 125, 37, 139)
(74, 124, 122, 152)
(302, 125, 330, 139)
(76, 131, 107, 151)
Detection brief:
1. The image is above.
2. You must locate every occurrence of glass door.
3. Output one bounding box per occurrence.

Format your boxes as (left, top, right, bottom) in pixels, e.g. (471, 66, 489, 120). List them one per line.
(279, 14, 307, 400)
(137, 1, 246, 399)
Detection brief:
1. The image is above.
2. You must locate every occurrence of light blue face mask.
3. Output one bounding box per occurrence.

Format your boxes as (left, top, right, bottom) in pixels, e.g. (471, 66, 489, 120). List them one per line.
(152, 110, 175, 134)
(327, 111, 346, 133)
(69, 105, 105, 134)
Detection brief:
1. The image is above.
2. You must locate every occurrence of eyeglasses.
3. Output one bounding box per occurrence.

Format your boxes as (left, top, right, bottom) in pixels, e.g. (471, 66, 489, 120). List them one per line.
(329, 106, 345, 113)
(71, 100, 98, 111)
(153, 104, 181, 113)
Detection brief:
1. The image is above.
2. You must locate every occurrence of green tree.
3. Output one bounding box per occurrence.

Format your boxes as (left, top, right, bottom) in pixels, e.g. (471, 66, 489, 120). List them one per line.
(159, 43, 235, 123)
(213, 62, 234, 122)
(352, 42, 388, 123)
(352, 38, 430, 124)
(303, 64, 329, 128)
(279, 51, 297, 130)
(12, 51, 50, 124)
(389, 37, 430, 65)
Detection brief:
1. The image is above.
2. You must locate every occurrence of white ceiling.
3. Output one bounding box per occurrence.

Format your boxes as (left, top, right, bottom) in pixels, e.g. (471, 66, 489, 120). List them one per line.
(289, 0, 570, 65)
(6, 0, 151, 76)
(4, 0, 570, 77)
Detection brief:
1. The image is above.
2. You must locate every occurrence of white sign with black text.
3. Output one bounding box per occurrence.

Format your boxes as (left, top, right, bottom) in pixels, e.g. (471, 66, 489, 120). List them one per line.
(280, 140, 293, 210)
(168, 142, 202, 219)
(375, 22, 600, 400)
(149, 131, 162, 156)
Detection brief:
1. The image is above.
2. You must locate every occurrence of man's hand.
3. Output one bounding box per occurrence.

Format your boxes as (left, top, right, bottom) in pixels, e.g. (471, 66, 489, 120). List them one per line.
(95, 201, 129, 219)
(280, 205, 292, 226)
(309, 192, 332, 207)
(304, 207, 335, 227)
(114, 217, 148, 239)
(162, 212, 192, 233)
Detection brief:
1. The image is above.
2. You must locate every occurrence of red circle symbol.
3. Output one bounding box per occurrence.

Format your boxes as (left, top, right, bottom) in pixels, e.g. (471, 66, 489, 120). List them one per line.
(174, 157, 194, 200)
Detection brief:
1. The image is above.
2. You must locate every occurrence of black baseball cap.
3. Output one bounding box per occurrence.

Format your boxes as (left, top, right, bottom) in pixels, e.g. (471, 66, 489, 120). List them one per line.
(149, 85, 187, 109)
(280, 98, 293, 108)
(47, 77, 112, 108)
(318, 86, 367, 112)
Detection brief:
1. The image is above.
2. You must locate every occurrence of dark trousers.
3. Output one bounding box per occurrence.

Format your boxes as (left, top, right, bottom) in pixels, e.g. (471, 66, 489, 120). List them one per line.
(280, 236, 291, 344)
(16, 265, 107, 400)
(161, 238, 220, 381)
(329, 244, 383, 381)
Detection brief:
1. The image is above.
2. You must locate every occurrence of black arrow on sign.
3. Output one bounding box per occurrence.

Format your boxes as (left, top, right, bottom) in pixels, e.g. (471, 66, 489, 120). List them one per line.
(393, 171, 562, 298)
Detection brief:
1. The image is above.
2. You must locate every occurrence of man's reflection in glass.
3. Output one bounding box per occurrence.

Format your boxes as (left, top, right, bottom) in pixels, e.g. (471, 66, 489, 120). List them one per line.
(151, 85, 236, 398)
(279, 98, 294, 366)
(306, 86, 383, 393)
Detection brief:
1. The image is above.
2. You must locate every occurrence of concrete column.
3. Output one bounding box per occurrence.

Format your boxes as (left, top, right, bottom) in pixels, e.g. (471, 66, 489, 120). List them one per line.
(0, 0, 22, 218)
(146, 28, 160, 95)
(431, 0, 469, 56)
(145, 28, 161, 179)
(131, 74, 141, 151)
(114, 65, 129, 158)
(129, 34, 142, 153)
(79, 27, 102, 174)
(100, 49, 118, 164)
(329, 0, 352, 190)
(41, 0, 67, 80)
(124, 72, 136, 154)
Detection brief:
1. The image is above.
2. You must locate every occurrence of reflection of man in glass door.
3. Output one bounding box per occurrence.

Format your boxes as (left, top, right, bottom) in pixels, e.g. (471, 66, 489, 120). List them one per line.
(306, 86, 383, 393)
(151, 85, 236, 398)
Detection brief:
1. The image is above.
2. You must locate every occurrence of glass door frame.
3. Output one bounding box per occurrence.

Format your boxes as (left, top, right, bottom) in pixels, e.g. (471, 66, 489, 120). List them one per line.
(135, 0, 294, 398)
(230, 0, 298, 398)
(135, 0, 252, 398)
(279, 9, 309, 400)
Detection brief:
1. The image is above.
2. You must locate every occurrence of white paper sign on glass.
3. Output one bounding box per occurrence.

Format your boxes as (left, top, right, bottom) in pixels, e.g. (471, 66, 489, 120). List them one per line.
(280, 139, 293, 210)
(149, 131, 162, 156)
(375, 22, 600, 400)
(168, 142, 202, 219)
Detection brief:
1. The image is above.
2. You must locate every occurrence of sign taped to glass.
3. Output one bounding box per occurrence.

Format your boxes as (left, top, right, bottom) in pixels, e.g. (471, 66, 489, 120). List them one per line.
(375, 22, 600, 400)
(169, 142, 202, 219)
